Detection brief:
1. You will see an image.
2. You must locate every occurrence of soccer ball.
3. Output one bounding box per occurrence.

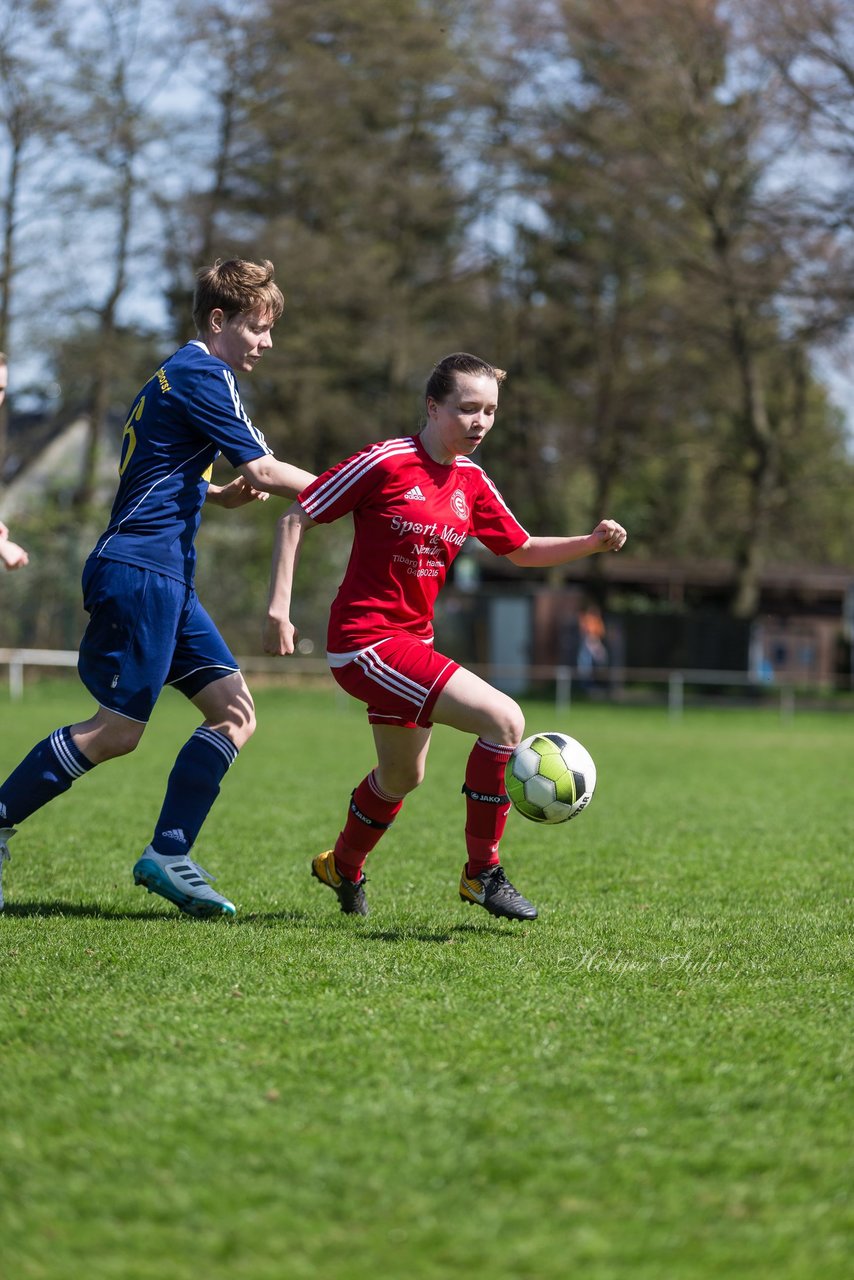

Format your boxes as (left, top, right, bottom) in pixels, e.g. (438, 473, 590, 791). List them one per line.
(505, 732, 597, 824)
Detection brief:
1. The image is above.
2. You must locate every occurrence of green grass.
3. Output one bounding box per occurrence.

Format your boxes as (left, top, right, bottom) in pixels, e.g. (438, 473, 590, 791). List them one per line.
(1, 683, 851, 1279)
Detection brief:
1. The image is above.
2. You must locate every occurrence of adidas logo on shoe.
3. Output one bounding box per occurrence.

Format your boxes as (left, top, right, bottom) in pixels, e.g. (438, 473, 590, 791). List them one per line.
(133, 845, 235, 918)
(404, 485, 426, 501)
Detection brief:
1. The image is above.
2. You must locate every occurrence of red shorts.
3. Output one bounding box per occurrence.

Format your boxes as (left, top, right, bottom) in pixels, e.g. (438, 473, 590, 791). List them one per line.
(329, 636, 459, 728)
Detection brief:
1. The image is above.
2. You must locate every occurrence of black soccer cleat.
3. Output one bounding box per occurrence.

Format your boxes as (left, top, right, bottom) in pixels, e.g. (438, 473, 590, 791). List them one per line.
(459, 863, 538, 921)
(311, 850, 369, 916)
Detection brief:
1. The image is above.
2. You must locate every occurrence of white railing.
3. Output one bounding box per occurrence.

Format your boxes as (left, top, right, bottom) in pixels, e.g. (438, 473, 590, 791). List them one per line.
(0, 648, 333, 700)
(0, 648, 81, 700)
(0, 648, 841, 716)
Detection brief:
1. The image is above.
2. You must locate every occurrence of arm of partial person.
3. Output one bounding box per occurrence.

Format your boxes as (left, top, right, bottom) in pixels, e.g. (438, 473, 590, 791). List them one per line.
(263, 503, 317, 656)
(505, 519, 626, 568)
(240, 455, 316, 499)
(0, 527, 29, 570)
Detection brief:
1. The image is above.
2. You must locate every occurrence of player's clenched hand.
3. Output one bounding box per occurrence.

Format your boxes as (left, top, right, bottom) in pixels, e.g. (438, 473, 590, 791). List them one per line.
(263, 613, 298, 656)
(0, 539, 29, 570)
(590, 519, 627, 553)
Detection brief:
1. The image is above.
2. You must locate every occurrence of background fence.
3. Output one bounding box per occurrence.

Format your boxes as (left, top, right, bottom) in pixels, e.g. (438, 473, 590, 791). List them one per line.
(2, 648, 849, 718)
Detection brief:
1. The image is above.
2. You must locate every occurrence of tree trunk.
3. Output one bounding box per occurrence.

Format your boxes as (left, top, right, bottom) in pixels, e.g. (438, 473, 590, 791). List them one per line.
(0, 131, 22, 475)
(728, 302, 776, 619)
(74, 155, 133, 507)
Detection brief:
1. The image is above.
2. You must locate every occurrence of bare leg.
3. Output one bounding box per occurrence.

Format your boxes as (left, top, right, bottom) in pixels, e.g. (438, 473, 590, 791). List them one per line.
(191, 671, 256, 749)
(431, 667, 524, 744)
(70, 705, 146, 763)
(371, 723, 433, 795)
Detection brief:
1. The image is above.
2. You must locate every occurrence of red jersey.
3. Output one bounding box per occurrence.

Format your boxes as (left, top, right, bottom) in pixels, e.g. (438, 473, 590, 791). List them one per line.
(299, 434, 529, 655)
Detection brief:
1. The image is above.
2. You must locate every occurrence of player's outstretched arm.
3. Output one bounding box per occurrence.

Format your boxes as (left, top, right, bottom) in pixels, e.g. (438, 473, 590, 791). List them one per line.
(506, 519, 627, 568)
(263, 502, 317, 656)
(240, 456, 316, 499)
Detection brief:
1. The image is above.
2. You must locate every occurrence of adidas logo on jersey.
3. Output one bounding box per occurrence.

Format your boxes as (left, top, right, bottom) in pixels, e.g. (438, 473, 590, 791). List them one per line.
(404, 485, 426, 501)
(160, 828, 188, 845)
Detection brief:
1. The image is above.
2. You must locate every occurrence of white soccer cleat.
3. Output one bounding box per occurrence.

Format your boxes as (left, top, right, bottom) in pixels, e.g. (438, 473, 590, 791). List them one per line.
(0, 827, 16, 911)
(132, 845, 236, 918)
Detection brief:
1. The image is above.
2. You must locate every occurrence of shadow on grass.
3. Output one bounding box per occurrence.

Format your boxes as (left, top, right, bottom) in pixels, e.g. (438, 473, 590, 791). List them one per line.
(4, 900, 319, 924)
(235, 908, 317, 926)
(2, 903, 528, 939)
(2, 899, 178, 921)
(362, 920, 532, 944)
(230, 910, 529, 941)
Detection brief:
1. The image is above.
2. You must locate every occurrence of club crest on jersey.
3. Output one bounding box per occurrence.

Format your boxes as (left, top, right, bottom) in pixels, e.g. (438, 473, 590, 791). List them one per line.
(451, 489, 469, 520)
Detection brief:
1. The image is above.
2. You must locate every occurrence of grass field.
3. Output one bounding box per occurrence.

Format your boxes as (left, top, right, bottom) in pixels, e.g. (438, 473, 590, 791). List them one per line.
(1, 683, 851, 1279)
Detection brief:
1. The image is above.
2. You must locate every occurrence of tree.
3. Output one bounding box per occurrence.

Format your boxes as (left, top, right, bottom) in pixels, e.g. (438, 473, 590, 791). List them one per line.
(600, 0, 854, 610)
(0, 0, 62, 471)
(748, 0, 854, 412)
(473, 1, 733, 558)
(494, 0, 854, 612)
(173, 0, 492, 471)
(45, 0, 187, 505)
(157, 0, 271, 340)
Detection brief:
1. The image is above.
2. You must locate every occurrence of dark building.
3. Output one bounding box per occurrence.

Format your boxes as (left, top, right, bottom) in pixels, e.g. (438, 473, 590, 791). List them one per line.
(436, 547, 853, 692)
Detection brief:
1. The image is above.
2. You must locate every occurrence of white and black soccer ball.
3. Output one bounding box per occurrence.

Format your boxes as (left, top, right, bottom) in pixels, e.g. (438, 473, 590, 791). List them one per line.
(505, 731, 597, 824)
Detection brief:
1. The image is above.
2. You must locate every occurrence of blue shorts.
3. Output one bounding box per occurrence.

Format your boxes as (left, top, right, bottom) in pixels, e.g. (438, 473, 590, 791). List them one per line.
(78, 558, 239, 723)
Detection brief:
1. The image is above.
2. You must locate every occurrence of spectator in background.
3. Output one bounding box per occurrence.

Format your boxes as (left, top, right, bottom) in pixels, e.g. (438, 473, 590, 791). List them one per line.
(577, 602, 608, 691)
(0, 353, 30, 571)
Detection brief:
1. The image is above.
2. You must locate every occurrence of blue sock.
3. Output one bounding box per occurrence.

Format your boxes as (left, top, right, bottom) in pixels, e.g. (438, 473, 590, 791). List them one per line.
(149, 727, 238, 858)
(0, 727, 94, 826)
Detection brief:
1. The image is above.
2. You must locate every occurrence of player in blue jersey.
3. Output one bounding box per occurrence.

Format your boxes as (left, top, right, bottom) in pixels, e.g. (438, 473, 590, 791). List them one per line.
(0, 259, 314, 916)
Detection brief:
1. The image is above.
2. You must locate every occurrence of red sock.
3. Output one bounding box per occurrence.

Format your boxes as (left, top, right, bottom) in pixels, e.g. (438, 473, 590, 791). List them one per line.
(463, 738, 514, 878)
(333, 771, 405, 882)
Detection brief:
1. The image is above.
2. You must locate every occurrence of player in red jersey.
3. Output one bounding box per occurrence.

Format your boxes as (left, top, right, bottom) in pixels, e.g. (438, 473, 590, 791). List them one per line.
(264, 352, 626, 920)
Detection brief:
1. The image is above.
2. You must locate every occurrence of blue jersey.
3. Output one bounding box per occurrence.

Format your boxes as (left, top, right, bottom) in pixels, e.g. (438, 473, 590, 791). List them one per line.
(89, 341, 272, 584)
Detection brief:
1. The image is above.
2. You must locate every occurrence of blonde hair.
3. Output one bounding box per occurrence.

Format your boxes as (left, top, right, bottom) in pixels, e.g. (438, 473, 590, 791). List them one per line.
(193, 259, 284, 333)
